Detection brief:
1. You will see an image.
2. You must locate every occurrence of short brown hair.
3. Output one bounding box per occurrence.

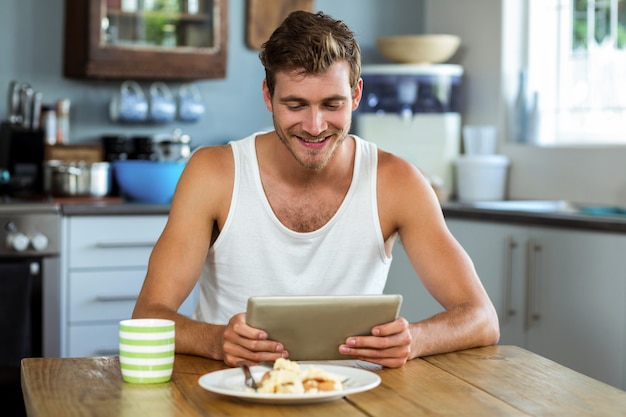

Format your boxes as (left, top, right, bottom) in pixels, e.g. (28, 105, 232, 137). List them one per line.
(259, 11, 361, 97)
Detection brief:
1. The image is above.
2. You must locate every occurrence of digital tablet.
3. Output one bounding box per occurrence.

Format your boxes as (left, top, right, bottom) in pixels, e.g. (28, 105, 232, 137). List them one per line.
(246, 294, 403, 361)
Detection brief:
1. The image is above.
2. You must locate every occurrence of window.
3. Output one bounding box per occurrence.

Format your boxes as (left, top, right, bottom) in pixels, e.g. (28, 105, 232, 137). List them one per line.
(527, 0, 626, 145)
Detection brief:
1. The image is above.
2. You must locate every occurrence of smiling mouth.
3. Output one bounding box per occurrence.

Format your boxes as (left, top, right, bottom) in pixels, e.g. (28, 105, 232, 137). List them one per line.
(297, 135, 331, 144)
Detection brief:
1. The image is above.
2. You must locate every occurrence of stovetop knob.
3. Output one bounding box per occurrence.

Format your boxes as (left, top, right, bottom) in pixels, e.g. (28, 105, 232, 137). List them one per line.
(30, 232, 49, 252)
(7, 231, 29, 252)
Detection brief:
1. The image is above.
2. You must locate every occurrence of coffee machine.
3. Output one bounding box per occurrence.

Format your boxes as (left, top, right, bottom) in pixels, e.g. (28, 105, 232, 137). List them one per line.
(354, 64, 463, 201)
(0, 122, 45, 197)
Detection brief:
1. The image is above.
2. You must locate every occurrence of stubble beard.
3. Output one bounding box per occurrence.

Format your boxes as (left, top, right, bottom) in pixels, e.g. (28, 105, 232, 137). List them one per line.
(273, 117, 351, 171)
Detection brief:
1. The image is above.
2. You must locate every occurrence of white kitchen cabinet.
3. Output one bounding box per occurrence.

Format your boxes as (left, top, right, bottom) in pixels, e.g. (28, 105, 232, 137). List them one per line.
(445, 221, 528, 346)
(60, 215, 197, 358)
(383, 240, 444, 323)
(446, 219, 626, 390)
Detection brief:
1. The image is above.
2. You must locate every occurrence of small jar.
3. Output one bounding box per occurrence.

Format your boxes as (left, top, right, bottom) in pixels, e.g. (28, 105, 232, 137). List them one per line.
(185, 0, 199, 14)
(161, 24, 177, 47)
(55, 99, 71, 144)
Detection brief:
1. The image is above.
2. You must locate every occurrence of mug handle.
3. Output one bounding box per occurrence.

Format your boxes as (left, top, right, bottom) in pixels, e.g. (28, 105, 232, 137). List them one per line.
(179, 83, 202, 101)
(121, 80, 145, 99)
(150, 82, 173, 99)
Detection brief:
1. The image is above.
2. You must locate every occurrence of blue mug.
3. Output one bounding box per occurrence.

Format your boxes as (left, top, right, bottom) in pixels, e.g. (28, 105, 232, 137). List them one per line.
(149, 82, 176, 123)
(109, 81, 148, 123)
(177, 83, 205, 122)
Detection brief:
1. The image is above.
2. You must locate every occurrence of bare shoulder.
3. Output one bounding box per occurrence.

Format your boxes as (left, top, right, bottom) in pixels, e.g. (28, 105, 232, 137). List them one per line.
(376, 148, 436, 206)
(186, 143, 234, 173)
(376, 148, 446, 238)
(168, 144, 234, 227)
(182, 144, 233, 186)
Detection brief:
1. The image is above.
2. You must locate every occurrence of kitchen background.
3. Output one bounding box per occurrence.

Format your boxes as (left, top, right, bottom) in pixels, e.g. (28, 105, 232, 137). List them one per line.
(2, 0, 626, 206)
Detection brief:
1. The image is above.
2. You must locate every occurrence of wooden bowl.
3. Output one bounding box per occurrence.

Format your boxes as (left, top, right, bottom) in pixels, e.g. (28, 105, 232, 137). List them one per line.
(376, 34, 461, 64)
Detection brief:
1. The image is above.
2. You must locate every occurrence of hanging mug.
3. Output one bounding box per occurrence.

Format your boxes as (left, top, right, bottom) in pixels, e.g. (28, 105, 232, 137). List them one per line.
(177, 83, 205, 122)
(149, 82, 176, 123)
(109, 80, 148, 123)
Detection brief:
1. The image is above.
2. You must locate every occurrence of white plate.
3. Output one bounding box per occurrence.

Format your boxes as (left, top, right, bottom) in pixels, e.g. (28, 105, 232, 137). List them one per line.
(198, 364, 381, 404)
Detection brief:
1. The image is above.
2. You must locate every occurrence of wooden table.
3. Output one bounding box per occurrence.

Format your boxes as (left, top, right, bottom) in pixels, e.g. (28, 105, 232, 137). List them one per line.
(21, 345, 626, 416)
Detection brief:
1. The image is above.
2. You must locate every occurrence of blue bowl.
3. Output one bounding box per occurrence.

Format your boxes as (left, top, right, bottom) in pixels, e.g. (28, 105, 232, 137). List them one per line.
(113, 160, 185, 204)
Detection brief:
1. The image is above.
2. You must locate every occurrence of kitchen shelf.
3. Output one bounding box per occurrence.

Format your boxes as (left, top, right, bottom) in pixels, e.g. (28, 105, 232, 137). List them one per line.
(63, 0, 228, 81)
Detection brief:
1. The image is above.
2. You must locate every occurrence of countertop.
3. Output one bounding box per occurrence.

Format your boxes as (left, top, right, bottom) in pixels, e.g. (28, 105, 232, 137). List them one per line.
(442, 201, 626, 233)
(60, 200, 170, 216)
(57, 198, 626, 234)
(21, 345, 626, 416)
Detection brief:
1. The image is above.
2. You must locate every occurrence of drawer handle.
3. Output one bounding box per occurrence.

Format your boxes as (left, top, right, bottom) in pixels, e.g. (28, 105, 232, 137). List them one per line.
(502, 235, 518, 325)
(95, 295, 138, 302)
(95, 241, 156, 249)
(93, 350, 118, 356)
(525, 238, 541, 331)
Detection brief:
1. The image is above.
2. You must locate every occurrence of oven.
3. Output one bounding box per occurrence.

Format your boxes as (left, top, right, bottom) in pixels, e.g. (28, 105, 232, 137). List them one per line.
(0, 202, 60, 415)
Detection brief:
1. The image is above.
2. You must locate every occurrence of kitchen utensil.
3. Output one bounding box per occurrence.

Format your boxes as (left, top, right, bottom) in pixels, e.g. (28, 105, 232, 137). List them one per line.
(455, 155, 510, 202)
(148, 82, 176, 123)
(113, 159, 185, 203)
(239, 363, 258, 391)
(44, 160, 112, 197)
(31, 92, 43, 130)
(7, 81, 21, 125)
(376, 34, 461, 64)
(463, 125, 497, 155)
(154, 128, 191, 162)
(109, 81, 148, 123)
(19, 84, 34, 129)
(129, 136, 157, 160)
(177, 83, 205, 122)
(101, 135, 129, 162)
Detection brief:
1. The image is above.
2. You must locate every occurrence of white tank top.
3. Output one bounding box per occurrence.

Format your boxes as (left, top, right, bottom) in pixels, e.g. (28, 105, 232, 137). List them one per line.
(193, 133, 392, 324)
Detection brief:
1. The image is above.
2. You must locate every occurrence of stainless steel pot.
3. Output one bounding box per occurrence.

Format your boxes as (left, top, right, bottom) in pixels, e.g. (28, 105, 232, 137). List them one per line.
(154, 129, 191, 162)
(44, 161, 112, 197)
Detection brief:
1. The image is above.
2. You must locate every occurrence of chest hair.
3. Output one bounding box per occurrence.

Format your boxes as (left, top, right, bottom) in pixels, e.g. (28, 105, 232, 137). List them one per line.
(266, 185, 347, 233)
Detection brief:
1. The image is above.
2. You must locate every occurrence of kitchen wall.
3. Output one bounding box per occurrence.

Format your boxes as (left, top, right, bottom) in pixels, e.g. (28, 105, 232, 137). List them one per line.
(0, 0, 423, 146)
(4, 0, 625, 206)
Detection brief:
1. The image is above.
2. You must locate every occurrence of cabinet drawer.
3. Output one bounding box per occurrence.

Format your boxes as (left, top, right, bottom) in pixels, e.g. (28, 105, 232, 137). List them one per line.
(67, 287, 196, 356)
(69, 270, 145, 322)
(67, 324, 119, 357)
(68, 270, 198, 323)
(67, 215, 167, 268)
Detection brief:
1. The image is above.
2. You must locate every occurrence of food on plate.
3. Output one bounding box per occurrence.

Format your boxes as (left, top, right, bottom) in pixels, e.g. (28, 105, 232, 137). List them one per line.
(253, 358, 344, 394)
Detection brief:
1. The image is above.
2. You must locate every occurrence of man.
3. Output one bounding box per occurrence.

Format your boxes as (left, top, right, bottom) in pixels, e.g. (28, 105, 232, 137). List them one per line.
(133, 11, 499, 368)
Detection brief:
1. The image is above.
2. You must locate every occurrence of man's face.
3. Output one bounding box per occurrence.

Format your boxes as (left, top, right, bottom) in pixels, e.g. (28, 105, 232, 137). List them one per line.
(263, 62, 362, 170)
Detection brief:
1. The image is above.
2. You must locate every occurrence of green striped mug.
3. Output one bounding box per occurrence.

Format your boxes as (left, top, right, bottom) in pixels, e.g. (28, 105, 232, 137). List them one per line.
(119, 319, 175, 384)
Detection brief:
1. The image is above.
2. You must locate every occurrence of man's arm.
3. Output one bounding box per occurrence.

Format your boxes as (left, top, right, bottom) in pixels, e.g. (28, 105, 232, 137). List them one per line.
(340, 150, 499, 366)
(386, 151, 500, 357)
(132, 145, 288, 365)
(132, 146, 229, 359)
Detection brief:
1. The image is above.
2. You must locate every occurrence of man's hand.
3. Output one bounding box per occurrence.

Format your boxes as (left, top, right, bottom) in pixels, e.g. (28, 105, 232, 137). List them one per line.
(338, 317, 412, 368)
(221, 313, 288, 366)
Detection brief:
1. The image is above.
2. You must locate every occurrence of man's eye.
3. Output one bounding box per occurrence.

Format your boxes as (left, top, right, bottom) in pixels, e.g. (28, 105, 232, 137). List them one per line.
(286, 104, 305, 110)
(325, 102, 343, 110)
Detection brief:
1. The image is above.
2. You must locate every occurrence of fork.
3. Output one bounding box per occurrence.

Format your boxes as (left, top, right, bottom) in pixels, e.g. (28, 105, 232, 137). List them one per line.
(239, 363, 258, 391)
